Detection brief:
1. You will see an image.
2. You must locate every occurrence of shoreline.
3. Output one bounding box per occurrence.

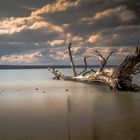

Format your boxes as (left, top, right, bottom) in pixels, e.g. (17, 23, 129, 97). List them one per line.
(0, 65, 118, 69)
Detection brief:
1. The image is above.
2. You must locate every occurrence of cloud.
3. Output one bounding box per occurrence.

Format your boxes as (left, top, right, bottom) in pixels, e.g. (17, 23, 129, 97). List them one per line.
(116, 47, 134, 56)
(118, 7, 137, 22)
(0, 51, 42, 63)
(20, 5, 38, 11)
(47, 39, 65, 47)
(95, 5, 136, 22)
(0, 0, 139, 65)
(55, 51, 69, 60)
(0, 1, 69, 36)
(80, 5, 137, 24)
(48, 46, 69, 60)
(0, 15, 64, 35)
(84, 46, 135, 59)
(87, 24, 140, 47)
(66, 33, 83, 42)
(31, 0, 80, 16)
(88, 33, 102, 43)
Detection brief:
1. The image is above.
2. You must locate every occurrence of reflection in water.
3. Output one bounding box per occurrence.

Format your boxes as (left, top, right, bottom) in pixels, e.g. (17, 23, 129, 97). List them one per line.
(66, 89, 140, 140)
(67, 91, 71, 140)
(0, 69, 139, 140)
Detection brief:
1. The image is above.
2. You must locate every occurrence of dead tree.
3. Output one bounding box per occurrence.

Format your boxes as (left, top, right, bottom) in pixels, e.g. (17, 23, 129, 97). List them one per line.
(48, 44, 140, 91)
(68, 43, 77, 76)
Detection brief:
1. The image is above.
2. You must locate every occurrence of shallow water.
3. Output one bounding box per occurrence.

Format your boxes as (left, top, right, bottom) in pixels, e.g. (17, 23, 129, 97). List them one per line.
(0, 69, 140, 140)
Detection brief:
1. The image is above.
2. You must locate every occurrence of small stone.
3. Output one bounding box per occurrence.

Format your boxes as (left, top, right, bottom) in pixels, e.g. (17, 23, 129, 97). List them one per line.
(65, 89, 68, 92)
(35, 88, 39, 90)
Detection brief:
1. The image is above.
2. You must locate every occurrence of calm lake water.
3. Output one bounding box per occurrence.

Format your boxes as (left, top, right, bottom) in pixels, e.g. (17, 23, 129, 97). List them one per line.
(0, 69, 140, 140)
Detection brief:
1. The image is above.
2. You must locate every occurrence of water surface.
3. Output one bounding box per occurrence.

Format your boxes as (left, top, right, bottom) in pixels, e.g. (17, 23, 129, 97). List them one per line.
(0, 69, 140, 140)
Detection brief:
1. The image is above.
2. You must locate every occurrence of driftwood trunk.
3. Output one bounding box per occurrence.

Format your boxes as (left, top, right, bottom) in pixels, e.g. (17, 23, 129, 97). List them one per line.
(48, 44, 140, 91)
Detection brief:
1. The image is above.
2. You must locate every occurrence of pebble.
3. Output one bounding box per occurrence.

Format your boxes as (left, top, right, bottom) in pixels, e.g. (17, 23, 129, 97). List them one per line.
(65, 89, 68, 92)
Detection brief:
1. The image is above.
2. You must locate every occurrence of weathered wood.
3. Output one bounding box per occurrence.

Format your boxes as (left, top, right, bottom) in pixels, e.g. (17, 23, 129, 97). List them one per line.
(68, 43, 77, 76)
(113, 47, 140, 91)
(48, 44, 140, 91)
(101, 52, 114, 71)
(93, 50, 113, 72)
(78, 56, 90, 75)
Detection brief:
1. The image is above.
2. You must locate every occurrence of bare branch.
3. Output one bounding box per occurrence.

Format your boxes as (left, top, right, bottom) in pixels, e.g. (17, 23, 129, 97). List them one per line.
(93, 50, 113, 72)
(82, 69, 96, 76)
(94, 50, 105, 62)
(78, 55, 97, 75)
(83, 56, 89, 71)
(100, 52, 114, 71)
(68, 43, 77, 76)
(78, 56, 89, 75)
(48, 67, 61, 79)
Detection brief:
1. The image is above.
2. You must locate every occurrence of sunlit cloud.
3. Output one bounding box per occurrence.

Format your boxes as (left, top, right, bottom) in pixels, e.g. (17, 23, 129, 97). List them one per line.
(47, 39, 65, 47)
(95, 5, 136, 21)
(55, 51, 69, 60)
(0, 15, 64, 35)
(66, 33, 83, 42)
(31, 0, 80, 16)
(80, 5, 137, 24)
(88, 33, 102, 43)
(71, 46, 83, 54)
(115, 47, 135, 56)
(49, 48, 69, 60)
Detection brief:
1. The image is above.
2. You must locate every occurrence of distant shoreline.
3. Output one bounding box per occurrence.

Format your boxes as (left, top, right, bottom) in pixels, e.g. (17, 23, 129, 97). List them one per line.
(0, 65, 118, 69)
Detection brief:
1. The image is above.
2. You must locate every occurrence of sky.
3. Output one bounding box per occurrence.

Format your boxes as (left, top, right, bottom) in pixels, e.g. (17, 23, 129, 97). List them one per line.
(0, 0, 139, 65)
